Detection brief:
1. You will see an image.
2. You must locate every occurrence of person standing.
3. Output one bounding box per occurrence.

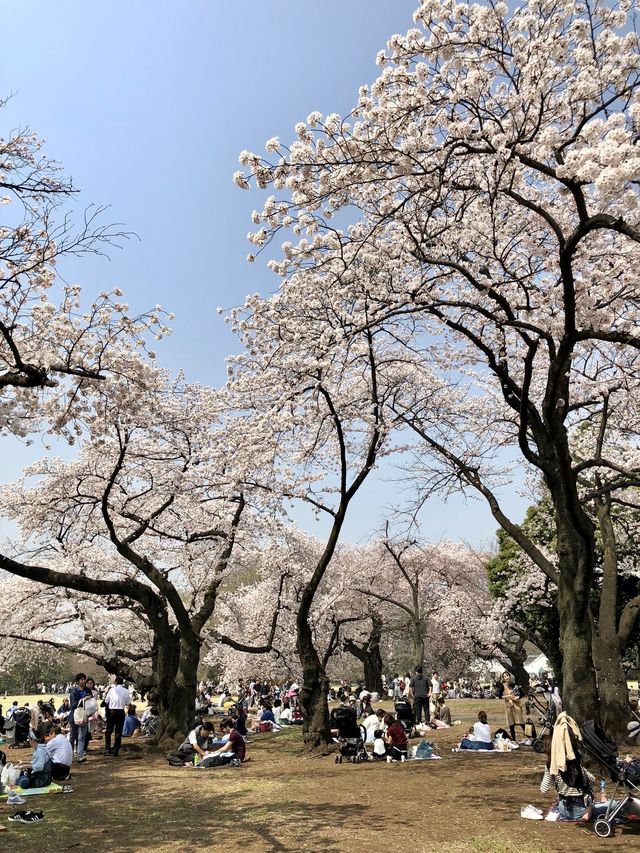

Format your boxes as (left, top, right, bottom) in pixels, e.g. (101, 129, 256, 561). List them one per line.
(500, 671, 525, 742)
(409, 666, 430, 723)
(431, 670, 442, 714)
(103, 676, 131, 757)
(68, 673, 91, 763)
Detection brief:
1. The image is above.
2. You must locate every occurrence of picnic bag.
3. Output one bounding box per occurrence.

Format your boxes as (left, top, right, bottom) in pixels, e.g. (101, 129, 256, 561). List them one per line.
(73, 700, 88, 726)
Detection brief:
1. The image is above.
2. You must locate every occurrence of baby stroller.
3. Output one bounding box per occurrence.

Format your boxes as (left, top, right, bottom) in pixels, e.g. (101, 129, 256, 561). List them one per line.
(9, 708, 31, 748)
(331, 706, 368, 764)
(528, 692, 557, 754)
(580, 719, 640, 838)
(394, 697, 414, 735)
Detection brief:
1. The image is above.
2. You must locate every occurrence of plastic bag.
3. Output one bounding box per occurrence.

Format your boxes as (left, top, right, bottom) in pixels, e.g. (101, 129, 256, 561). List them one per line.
(84, 697, 99, 716)
(74, 706, 88, 726)
(1, 763, 20, 786)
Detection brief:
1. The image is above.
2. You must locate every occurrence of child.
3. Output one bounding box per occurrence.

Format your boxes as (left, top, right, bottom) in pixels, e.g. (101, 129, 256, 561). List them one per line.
(372, 728, 387, 761)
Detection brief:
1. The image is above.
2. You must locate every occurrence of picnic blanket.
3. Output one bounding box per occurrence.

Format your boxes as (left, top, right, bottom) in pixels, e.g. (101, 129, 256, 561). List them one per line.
(408, 754, 442, 760)
(0, 782, 63, 797)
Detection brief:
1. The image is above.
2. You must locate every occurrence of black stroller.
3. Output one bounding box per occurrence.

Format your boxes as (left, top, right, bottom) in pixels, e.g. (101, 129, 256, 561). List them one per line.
(331, 705, 368, 764)
(579, 719, 640, 838)
(10, 708, 31, 748)
(394, 697, 414, 736)
(527, 692, 557, 754)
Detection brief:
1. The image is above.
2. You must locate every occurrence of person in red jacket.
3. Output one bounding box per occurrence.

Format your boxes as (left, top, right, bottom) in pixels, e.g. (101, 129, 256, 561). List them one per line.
(384, 713, 408, 762)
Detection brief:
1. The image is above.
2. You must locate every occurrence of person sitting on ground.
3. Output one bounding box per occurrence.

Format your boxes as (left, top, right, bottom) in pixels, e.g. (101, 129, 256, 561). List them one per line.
(167, 721, 215, 766)
(42, 721, 73, 781)
(56, 698, 71, 719)
(434, 696, 451, 727)
(384, 713, 409, 762)
(122, 705, 141, 737)
(201, 717, 246, 766)
(540, 729, 595, 820)
(360, 692, 373, 718)
(142, 706, 160, 737)
(459, 711, 494, 750)
(372, 728, 388, 760)
(232, 705, 248, 736)
(362, 708, 385, 743)
(250, 703, 277, 732)
(279, 699, 293, 725)
(17, 723, 53, 788)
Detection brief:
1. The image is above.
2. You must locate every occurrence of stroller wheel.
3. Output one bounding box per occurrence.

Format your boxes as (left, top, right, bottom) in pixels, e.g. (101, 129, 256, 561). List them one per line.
(594, 818, 613, 838)
(532, 739, 545, 754)
(335, 756, 340, 764)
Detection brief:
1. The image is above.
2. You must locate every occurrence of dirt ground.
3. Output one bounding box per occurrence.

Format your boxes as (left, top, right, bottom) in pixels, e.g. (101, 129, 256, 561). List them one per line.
(1, 699, 638, 853)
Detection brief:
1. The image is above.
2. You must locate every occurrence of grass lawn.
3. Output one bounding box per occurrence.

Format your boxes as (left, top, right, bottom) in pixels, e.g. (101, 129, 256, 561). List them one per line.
(1, 698, 638, 852)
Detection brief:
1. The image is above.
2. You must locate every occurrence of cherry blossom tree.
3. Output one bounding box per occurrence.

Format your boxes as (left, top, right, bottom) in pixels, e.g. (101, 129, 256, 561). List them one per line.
(235, 0, 640, 726)
(0, 381, 287, 740)
(224, 263, 431, 747)
(0, 99, 171, 440)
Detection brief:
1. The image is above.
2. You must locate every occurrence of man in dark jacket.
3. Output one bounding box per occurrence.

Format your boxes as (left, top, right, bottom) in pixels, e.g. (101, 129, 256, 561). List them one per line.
(409, 666, 431, 723)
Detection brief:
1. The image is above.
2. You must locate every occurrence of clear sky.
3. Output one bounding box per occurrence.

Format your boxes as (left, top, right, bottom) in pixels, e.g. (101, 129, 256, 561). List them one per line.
(1, 0, 530, 547)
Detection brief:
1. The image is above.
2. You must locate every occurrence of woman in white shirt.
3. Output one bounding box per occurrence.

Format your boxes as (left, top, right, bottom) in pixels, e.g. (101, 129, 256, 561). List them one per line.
(459, 711, 494, 751)
(362, 709, 385, 743)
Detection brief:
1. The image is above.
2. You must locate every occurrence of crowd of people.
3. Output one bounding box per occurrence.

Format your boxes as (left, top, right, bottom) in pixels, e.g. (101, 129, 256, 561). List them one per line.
(2, 665, 638, 834)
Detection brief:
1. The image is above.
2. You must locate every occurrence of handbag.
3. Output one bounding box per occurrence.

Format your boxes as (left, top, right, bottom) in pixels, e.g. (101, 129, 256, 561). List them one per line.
(73, 700, 88, 726)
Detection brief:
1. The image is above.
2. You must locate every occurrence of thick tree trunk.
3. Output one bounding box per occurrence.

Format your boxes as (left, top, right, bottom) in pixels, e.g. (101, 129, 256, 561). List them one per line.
(592, 633, 631, 742)
(154, 627, 201, 744)
(297, 615, 331, 749)
(556, 549, 598, 723)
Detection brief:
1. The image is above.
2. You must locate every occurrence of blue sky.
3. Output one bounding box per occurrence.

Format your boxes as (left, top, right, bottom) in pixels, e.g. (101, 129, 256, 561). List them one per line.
(1, 0, 530, 546)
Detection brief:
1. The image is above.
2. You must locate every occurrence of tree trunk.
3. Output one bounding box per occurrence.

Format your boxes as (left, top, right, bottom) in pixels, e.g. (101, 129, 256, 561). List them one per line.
(508, 646, 530, 696)
(297, 617, 331, 749)
(343, 614, 384, 693)
(412, 619, 425, 672)
(556, 550, 598, 723)
(153, 626, 200, 744)
(592, 493, 632, 740)
(592, 632, 631, 742)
